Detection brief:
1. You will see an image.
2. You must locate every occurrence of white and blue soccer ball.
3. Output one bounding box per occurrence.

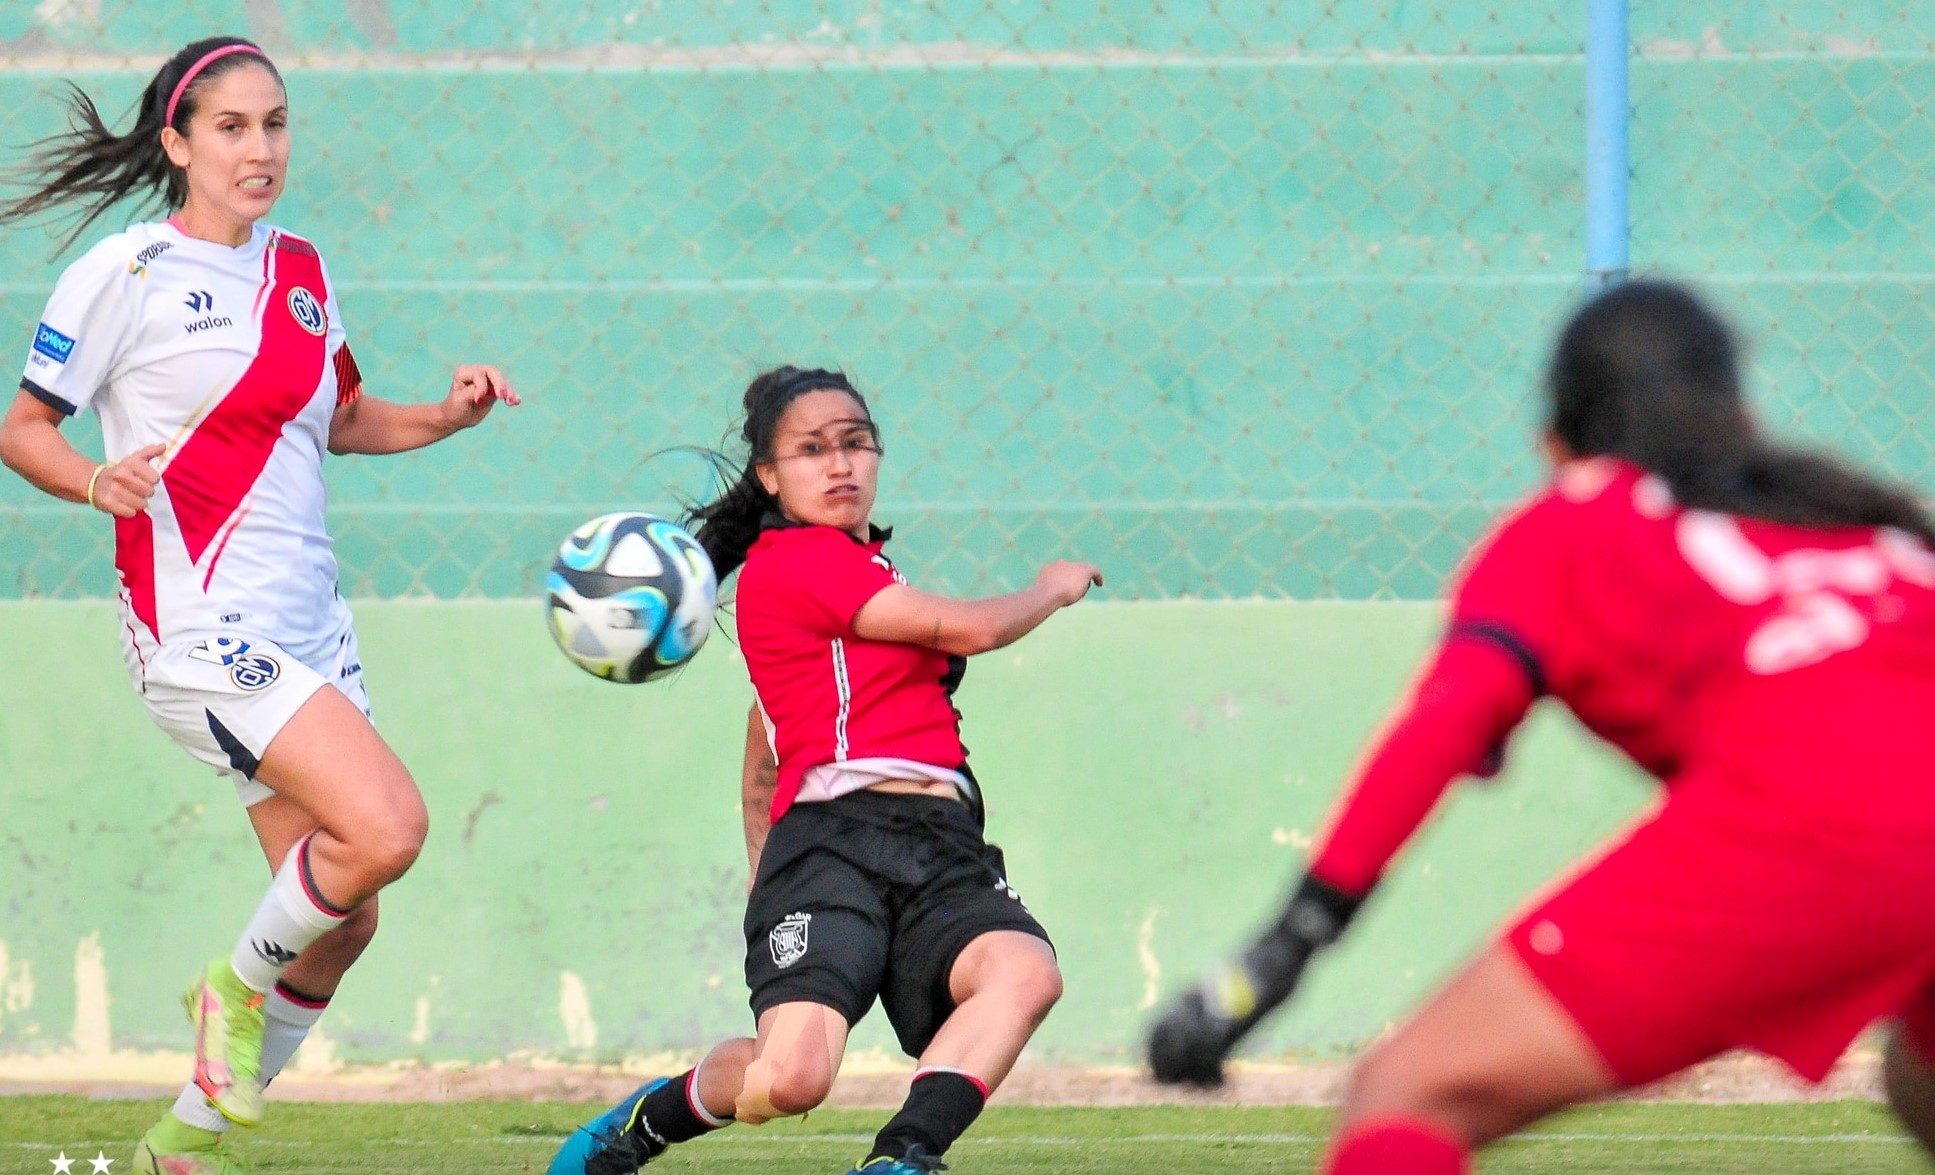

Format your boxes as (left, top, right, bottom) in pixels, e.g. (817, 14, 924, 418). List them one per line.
(545, 512, 718, 684)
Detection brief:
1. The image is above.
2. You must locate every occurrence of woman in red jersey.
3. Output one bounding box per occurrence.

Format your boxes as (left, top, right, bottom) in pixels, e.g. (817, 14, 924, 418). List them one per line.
(1148, 280, 1935, 1172)
(0, 36, 515, 1175)
(551, 366, 1101, 1175)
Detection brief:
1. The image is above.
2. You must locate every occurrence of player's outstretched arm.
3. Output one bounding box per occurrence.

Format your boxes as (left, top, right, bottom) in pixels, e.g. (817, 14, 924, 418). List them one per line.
(1146, 637, 1537, 1086)
(852, 559, 1102, 656)
(328, 363, 519, 456)
(1147, 874, 1364, 1087)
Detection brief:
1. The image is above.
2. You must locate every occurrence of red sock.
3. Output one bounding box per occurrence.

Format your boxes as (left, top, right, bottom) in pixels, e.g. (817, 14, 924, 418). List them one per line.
(1323, 1115, 1469, 1175)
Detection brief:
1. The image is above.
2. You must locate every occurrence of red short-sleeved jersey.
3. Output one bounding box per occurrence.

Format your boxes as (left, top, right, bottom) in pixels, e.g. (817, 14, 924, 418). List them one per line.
(736, 519, 969, 823)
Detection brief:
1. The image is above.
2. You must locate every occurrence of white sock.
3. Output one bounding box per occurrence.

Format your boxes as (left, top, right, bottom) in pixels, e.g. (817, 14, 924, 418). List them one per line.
(172, 980, 333, 1133)
(260, 981, 330, 1084)
(230, 835, 349, 993)
(171, 1082, 230, 1133)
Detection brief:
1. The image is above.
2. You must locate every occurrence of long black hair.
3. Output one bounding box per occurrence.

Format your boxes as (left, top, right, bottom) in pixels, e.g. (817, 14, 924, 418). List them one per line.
(0, 36, 282, 250)
(686, 366, 877, 579)
(1548, 279, 1935, 546)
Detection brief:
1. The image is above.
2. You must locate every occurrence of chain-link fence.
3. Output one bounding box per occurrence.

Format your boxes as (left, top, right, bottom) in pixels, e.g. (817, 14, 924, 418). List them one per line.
(0, 3, 1927, 601)
(1631, 3, 1935, 503)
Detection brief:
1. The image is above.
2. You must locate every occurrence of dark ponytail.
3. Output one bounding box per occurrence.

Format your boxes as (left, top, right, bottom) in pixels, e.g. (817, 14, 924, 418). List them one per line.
(0, 36, 280, 250)
(687, 366, 874, 579)
(1549, 280, 1935, 546)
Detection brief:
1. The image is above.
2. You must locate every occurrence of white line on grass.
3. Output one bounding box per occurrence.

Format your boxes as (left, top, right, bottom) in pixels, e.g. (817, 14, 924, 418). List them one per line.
(2, 1131, 1916, 1149)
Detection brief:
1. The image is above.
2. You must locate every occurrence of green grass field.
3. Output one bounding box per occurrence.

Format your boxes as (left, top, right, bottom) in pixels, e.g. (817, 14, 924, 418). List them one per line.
(2, 1098, 1928, 1174)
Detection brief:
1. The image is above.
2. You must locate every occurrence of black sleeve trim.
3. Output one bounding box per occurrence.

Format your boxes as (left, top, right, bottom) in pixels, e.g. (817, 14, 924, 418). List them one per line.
(1448, 620, 1548, 697)
(20, 378, 76, 416)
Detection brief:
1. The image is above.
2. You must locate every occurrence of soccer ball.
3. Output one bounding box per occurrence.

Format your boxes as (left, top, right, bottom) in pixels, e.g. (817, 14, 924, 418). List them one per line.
(545, 512, 718, 683)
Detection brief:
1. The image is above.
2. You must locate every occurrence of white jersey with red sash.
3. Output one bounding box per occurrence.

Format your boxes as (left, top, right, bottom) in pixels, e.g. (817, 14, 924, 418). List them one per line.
(21, 220, 364, 670)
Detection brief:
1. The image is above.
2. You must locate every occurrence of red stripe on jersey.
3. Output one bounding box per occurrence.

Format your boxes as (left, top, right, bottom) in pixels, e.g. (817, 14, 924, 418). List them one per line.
(202, 505, 251, 591)
(251, 244, 276, 322)
(114, 511, 160, 641)
(165, 233, 329, 567)
(334, 345, 362, 406)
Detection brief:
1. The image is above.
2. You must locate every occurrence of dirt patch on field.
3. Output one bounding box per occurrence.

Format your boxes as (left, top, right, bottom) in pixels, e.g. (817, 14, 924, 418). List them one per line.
(0, 1048, 1882, 1106)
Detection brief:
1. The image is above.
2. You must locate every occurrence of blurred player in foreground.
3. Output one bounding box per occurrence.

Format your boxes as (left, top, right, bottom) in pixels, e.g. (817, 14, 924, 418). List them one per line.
(550, 367, 1100, 1175)
(0, 36, 516, 1173)
(1148, 280, 1935, 1172)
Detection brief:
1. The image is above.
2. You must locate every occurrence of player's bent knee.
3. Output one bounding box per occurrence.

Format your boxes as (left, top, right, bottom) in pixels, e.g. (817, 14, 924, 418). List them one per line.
(1346, 1048, 1542, 1144)
(738, 1004, 844, 1125)
(356, 808, 427, 885)
(736, 1054, 831, 1123)
(1343, 1041, 1464, 1123)
(1341, 1042, 1411, 1116)
(1010, 956, 1063, 1019)
(968, 935, 1062, 1019)
(368, 830, 423, 883)
(765, 1060, 834, 1116)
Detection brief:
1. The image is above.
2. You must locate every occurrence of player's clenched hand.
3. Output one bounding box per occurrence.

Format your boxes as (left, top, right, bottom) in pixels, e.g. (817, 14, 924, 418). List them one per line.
(441, 363, 520, 430)
(1147, 875, 1363, 1087)
(1036, 560, 1103, 607)
(90, 442, 166, 518)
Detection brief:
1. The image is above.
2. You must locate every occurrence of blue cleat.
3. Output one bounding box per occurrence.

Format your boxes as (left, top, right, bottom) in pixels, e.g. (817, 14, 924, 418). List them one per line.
(550, 1077, 672, 1175)
(846, 1144, 948, 1174)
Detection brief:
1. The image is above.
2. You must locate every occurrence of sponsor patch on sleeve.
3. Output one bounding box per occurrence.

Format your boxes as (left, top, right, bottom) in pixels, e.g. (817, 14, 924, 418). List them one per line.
(30, 323, 75, 368)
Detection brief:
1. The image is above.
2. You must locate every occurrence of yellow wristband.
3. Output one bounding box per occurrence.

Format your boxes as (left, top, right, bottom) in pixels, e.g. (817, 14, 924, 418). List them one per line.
(85, 463, 106, 511)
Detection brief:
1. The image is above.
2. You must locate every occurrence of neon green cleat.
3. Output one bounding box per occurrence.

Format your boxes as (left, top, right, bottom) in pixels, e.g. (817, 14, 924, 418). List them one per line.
(183, 958, 268, 1127)
(132, 1116, 247, 1174)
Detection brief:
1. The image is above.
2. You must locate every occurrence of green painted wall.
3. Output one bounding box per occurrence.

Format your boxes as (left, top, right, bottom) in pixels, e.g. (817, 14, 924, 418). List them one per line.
(0, 600, 1650, 1066)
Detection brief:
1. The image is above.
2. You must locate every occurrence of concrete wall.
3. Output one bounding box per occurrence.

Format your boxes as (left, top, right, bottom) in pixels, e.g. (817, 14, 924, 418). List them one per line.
(0, 600, 1651, 1067)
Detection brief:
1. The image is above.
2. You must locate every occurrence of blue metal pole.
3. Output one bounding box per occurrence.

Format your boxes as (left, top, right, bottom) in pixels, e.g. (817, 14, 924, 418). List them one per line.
(1585, 0, 1629, 287)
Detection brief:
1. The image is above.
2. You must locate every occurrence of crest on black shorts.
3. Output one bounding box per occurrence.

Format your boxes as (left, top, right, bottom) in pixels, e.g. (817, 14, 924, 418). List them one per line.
(770, 911, 811, 969)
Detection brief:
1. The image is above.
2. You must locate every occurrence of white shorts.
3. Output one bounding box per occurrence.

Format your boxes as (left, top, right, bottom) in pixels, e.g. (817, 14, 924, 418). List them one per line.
(139, 628, 373, 807)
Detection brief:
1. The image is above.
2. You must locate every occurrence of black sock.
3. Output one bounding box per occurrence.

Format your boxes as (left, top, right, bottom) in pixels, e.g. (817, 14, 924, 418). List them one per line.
(868, 1068, 987, 1162)
(629, 1068, 730, 1153)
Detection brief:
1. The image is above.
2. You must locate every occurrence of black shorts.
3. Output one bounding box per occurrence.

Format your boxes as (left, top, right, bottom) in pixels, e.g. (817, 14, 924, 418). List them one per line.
(743, 789, 1052, 1056)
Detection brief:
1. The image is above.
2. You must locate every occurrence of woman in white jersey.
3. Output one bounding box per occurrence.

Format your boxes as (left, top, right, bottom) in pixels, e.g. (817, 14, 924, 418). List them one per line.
(0, 36, 517, 1174)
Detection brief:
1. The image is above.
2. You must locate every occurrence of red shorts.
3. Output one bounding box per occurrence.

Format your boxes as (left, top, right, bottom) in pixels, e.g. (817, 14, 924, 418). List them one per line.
(1506, 771, 1935, 1086)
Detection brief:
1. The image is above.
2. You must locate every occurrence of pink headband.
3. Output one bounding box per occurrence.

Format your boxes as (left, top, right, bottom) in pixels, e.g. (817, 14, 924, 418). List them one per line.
(164, 44, 267, 127)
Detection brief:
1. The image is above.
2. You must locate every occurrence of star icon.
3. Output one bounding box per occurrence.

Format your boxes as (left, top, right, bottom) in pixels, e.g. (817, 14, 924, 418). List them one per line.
(89, 1154, 114, 1173)
(49, 1154, 74, 1174)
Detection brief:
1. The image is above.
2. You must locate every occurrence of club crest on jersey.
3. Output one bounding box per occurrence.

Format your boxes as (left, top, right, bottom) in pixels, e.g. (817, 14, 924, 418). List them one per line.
(769, 912, 811, 969)
(288, 287, 327, 335)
